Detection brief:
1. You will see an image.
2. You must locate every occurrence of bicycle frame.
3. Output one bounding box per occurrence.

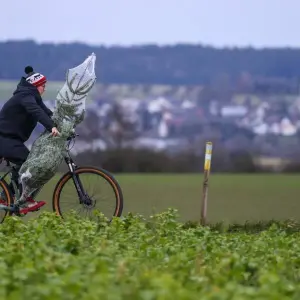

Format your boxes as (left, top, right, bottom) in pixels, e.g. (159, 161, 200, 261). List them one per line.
(62, 133, 91, 205)
(64, 151, 88, 205)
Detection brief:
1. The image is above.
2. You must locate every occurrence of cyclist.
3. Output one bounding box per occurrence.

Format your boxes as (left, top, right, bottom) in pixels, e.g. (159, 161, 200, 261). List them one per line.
(0, 66, 60, 214)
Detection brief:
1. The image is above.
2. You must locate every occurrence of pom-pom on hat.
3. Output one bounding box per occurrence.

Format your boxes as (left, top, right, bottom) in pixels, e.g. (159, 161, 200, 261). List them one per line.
(24, 66, 47, 87)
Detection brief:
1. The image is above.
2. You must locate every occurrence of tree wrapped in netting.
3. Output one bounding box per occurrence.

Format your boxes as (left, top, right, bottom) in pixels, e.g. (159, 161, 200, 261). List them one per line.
(17, 53, 97, 206)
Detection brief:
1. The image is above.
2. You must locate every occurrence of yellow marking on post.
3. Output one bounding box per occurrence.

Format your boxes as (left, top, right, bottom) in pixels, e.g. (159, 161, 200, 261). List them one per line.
(204, 142, 213, 171)
(201, 141, 213, 226)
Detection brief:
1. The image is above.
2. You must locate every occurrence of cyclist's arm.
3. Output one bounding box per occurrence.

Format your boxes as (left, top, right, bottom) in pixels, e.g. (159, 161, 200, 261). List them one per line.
(21, 95, 55, 132)
(39, 100, 53, 117)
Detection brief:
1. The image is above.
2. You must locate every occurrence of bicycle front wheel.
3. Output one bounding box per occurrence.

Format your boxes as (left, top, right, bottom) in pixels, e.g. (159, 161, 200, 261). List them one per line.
(52, 166, 123, 221)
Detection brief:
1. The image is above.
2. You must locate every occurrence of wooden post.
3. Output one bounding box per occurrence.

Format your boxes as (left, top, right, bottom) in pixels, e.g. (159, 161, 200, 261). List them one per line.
(201, 141, 213, 226)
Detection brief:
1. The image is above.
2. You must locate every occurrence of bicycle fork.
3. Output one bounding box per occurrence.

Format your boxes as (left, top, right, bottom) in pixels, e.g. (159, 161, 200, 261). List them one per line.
(66, 157, 91, 205)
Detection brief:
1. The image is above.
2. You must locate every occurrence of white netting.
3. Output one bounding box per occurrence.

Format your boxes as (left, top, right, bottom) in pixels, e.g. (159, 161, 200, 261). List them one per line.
(56, 53, 97, 115)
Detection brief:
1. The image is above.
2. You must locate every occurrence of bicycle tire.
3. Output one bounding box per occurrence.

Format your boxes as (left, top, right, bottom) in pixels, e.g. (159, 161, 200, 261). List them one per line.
(52, 166, 124, 220)
(0, 179, 14, 223)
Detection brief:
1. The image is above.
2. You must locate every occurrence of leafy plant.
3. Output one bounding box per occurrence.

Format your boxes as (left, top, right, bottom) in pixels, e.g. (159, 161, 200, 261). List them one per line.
(0, 209, 300, 299)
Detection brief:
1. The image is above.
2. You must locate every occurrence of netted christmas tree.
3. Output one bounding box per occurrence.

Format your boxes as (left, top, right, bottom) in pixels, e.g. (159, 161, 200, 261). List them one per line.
(16, 53, 97, 207)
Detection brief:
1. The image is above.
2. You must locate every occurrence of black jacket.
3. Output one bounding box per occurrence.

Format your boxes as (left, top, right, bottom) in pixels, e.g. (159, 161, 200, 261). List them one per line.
(0, 77, 55, 142)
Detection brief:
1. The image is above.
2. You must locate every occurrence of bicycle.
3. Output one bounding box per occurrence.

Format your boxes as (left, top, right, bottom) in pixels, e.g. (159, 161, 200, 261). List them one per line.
(0, 131, 124, 223)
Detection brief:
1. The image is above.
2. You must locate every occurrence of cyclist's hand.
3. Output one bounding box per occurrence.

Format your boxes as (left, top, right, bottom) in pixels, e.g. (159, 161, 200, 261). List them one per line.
(51, 127, 60, 137)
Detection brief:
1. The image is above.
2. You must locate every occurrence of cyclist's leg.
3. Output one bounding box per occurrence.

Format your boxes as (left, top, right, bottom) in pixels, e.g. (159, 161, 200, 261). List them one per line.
(9, 163, 23, 197)
(0, 137, 29, 204)
(2, 143, 29, 198)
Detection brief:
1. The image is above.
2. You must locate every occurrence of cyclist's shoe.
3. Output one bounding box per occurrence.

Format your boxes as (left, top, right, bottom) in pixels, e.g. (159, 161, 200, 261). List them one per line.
(18, 197, 46, 215)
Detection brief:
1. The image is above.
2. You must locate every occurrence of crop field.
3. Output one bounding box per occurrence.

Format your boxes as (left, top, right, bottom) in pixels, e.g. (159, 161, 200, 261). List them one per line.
(0, 145, 298, 296)
(1, 173, 300, 298)
(1, 208, 300, 299)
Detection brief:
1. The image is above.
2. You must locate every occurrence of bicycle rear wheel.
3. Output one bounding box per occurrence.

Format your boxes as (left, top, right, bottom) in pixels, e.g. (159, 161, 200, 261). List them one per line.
(52, 166, 123, 221)
(0, 179, 13, 223)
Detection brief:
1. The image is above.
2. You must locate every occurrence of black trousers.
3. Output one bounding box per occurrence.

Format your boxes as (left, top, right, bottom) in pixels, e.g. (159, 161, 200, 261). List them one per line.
(0, 135, 29, 196)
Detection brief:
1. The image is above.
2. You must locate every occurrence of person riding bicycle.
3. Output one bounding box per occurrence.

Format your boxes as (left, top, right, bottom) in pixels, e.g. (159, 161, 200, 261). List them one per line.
(0, 66, 60, 214)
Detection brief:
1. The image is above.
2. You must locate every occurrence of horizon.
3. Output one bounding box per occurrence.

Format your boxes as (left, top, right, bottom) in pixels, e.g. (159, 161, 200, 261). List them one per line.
(1, 39, 300, 50)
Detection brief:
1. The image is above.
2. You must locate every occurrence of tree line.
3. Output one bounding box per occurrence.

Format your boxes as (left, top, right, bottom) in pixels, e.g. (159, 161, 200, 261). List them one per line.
(67, 147, 300, 174)
(1, 40, 300, 89)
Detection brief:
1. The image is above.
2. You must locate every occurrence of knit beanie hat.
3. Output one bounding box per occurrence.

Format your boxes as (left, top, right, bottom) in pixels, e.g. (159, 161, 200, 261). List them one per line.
(24, 66, 47, 87)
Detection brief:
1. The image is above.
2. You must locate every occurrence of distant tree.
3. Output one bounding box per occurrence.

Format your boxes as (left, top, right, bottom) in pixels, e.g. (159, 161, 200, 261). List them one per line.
(1, 40, 300, 90)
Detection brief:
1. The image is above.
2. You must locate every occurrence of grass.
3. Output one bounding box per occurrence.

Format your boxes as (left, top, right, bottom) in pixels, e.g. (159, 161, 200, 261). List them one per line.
(0, 80, 65, 101)
(22, 173, 300, 224)
(0, 80, 204, 102)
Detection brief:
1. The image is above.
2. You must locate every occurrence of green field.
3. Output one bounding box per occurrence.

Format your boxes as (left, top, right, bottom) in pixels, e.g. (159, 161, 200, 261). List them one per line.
(27, 173, 300, 224)
(0, 80, 65, 101)
(0, 80, 206, 102)
(2, 174, 300, 298)
(2, 210, 300, 298)
(0, 80, 97, 101)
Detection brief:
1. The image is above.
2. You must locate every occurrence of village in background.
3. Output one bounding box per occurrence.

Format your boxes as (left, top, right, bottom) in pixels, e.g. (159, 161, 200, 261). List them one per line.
(1, 42, 300, 172)
(0, 80, 299, 173)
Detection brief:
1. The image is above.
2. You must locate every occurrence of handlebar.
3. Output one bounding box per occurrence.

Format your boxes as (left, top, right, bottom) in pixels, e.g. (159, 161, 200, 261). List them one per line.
(67, 132, 79, 141)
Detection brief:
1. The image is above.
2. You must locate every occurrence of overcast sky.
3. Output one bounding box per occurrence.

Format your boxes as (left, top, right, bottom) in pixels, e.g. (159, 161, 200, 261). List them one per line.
(0, 0, 298, 48)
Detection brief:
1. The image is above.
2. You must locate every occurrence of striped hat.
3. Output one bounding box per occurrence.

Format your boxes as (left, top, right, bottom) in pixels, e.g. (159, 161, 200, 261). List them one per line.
(24, 66, 47, 87)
